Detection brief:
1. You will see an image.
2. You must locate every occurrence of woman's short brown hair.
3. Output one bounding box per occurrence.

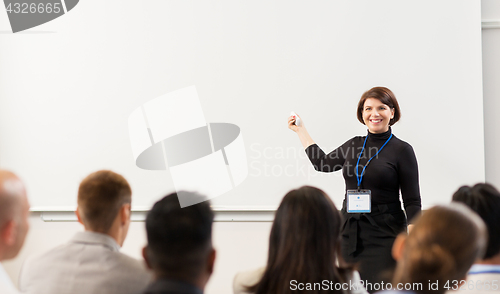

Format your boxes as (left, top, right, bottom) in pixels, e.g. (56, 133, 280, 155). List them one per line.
(357, 87, 401, 126)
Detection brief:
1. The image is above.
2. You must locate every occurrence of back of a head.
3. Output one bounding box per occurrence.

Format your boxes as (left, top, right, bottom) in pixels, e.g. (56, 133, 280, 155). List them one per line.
(394, 204, 487, 294)
(77, 170, 131, 233)
(452, 183, 500, 260)
(0, 171, 22, 227)
(251, 186, 345, 294)
(145, 192, 214, 281)
(0, 170, 29, 260)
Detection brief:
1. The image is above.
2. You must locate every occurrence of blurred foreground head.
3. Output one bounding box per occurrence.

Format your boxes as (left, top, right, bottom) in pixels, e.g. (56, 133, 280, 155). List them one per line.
(452, 183, 500, 261)
(144, 192, 215, 289)
(392, 204, 487, 294)
(0, 170, 30, 261)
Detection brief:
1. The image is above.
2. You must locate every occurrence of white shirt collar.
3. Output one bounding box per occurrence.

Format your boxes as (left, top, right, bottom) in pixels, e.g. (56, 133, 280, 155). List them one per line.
(70, 231, 121, 252)
(469, 264, 500, 275)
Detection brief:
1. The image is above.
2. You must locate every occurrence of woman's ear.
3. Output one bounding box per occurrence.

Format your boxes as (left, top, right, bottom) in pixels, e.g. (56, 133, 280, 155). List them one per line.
(392, 233, 406, 261)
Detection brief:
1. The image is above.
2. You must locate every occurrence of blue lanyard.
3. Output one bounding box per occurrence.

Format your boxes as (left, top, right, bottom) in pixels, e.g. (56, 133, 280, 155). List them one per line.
(356, 133, 393, 189)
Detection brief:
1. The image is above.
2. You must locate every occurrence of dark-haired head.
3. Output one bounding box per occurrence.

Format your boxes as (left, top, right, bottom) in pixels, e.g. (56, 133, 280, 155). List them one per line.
(357, 87, 401, 126)
(248, 186, 349, 294)
(452, 183, 500, 260)
(144, 192, 215, 286)
(392, 204, 486, 294)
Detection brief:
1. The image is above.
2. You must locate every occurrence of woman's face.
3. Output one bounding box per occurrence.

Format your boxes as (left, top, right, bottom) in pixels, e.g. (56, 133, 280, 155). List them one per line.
(362, 98, 394, 134)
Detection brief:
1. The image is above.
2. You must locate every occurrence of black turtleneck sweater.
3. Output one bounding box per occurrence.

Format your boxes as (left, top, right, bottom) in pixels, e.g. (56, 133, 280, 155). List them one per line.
(305, 128, 421, 223)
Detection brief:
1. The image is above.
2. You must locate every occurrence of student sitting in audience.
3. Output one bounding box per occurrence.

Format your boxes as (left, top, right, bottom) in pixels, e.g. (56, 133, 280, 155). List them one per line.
(451, 183, 500, 293)
(384, 204, 486, 294)
(19, 170, 151, 294)
(141, 192, 216, 294)
(233, 186, 367, 294)
(0, 170, 30, 294)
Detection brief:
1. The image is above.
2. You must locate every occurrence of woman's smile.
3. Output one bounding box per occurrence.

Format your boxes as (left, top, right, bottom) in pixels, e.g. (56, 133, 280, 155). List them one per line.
(363, 98, 394, 134)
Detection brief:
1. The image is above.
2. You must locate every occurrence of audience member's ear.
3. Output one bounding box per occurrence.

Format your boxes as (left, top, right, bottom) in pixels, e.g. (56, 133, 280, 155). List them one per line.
(75, 207, 84, 226)
(142, 246, 152, 270)
(207, 248, 216, 275)
(392, 233, 406, 261)
(121, 203, 131, 225)
(1, 220, 16, 246)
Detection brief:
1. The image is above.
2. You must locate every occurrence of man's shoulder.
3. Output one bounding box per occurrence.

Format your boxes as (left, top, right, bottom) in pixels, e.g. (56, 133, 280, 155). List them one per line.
(110, 250, 150, 272)
(465, 271, 500, 292)
(23, 243, 70, 268)
(444, 268, 500, 294)
(20, 241, 152, 294)
(24, 238, 148, 275)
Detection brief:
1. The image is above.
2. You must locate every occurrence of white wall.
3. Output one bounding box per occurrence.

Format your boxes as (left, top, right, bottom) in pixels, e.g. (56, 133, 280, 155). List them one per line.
(3, 1, 500, 294)
(0, 0, 486, 211)
(482, 0, 500, 188)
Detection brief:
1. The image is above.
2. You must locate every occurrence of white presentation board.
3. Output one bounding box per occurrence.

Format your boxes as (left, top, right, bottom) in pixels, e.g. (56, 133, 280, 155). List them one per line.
(0, 0, 484, 211)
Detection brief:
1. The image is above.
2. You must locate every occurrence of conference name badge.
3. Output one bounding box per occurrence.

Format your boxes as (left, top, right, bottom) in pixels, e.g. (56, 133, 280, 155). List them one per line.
(347, 190, 371, 213)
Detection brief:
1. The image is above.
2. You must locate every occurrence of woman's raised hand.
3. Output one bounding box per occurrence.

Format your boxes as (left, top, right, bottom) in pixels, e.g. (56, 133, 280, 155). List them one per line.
(288, 113, 303, 133)
(288, 113, 315, 149)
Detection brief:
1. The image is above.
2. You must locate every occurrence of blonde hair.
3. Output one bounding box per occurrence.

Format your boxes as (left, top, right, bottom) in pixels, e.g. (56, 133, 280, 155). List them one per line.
(393, 204, 487, 294)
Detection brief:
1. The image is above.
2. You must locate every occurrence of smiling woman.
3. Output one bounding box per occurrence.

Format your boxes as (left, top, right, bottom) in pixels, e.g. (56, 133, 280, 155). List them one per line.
(357, 87, 400, 134)
(288, 87, 421, 293)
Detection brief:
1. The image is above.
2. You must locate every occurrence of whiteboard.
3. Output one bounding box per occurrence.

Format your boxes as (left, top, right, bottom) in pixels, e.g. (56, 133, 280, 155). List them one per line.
(0, 0, 484, 211)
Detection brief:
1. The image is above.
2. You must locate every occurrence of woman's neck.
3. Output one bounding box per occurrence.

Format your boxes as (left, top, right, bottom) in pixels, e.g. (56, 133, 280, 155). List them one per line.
(367, 127, 392, 140)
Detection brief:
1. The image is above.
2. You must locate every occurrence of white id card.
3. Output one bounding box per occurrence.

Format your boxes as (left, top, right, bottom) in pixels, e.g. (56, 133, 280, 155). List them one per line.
(347, 190, 371, 213)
